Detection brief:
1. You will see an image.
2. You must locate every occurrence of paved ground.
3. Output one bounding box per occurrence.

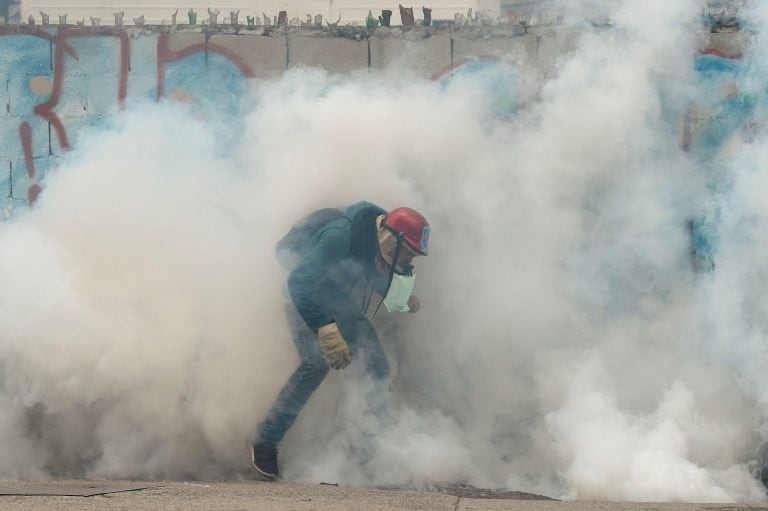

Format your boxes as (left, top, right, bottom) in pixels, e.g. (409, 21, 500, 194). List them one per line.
(0, 480, 766, 511)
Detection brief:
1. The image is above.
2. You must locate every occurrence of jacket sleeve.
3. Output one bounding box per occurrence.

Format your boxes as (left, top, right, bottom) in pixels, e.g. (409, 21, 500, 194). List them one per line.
(287, 226, 350, 332)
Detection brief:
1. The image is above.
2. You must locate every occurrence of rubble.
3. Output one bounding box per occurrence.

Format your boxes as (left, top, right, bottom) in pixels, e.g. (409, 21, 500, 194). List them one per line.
(4, 1, 749, 32)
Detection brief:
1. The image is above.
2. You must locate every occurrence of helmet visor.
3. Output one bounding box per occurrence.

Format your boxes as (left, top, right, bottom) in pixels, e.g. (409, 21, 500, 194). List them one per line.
(377, 217, 419, 274)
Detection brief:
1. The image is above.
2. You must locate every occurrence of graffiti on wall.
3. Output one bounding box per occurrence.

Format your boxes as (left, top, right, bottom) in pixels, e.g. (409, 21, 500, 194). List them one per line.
(684, 49, 767, 272)
(431, 50, 768, 276)
(0, 26, 256, 216)
(432, 55, 519, 120)
(0, 23, 762, 252)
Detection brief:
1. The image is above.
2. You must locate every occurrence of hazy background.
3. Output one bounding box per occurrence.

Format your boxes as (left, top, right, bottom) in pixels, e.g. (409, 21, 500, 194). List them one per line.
(0, 0, 767, 503)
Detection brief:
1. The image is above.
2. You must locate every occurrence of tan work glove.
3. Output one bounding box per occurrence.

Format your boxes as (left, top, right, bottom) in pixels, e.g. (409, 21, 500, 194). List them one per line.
(318, 322, 352, 370)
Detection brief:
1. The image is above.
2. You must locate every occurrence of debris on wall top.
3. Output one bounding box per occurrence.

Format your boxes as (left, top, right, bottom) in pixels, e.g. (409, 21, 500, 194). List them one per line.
(703, 0, 744, 32)
(1, 0, 754, 33)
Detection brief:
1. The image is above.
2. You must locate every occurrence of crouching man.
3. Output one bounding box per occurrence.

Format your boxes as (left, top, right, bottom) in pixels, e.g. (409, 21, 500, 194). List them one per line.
(251, 201, 430, 480)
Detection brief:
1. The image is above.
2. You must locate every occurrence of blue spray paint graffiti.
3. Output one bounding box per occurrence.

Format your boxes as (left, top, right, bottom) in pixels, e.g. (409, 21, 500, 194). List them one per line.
(162, 54, 248, 117)
(0, 28, 255, 216)
(686, 50, 765, 273)
(0, 32, 54, 214)
(433, 56, 519, 120)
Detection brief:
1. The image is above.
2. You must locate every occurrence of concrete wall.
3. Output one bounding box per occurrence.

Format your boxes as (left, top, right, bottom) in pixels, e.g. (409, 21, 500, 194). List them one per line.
(19, 0, 492, 26)
(0, 23, 755, 215)
(14, 0, 748, 26)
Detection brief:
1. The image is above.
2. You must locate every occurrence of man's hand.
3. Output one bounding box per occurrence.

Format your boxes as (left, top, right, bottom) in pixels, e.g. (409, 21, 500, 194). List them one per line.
(317, 322, 352, 370)
(407, 294, 421, 313)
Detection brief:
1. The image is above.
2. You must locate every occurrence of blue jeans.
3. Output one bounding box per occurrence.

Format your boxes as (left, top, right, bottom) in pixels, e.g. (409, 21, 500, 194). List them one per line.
(256, 295, 390, 448)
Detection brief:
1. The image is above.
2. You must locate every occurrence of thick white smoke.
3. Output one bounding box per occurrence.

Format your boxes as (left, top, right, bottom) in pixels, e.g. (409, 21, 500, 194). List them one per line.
(1, 0, 768, 503)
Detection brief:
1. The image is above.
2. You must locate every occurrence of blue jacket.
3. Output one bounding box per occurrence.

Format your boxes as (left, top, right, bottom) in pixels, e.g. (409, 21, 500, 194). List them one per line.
(286, 201, 388, 332)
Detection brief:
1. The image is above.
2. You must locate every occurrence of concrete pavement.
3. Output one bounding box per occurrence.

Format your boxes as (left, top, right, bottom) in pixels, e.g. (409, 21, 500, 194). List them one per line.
(0, 480, 767, 511)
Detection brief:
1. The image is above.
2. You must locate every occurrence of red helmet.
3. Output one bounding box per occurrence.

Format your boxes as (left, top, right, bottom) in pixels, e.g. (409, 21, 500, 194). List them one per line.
(382, 207, 430, 255)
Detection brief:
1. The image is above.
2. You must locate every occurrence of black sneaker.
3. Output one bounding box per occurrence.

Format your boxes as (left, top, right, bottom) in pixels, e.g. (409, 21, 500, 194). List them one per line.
(250, 442, 278, 480)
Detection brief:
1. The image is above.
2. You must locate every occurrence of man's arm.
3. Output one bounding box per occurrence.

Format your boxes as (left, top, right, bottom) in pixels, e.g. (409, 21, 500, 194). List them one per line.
(287, 227, 350, 332)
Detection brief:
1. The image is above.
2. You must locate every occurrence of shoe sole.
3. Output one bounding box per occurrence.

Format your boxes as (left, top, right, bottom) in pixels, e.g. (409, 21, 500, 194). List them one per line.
(250, 447, 277, 481)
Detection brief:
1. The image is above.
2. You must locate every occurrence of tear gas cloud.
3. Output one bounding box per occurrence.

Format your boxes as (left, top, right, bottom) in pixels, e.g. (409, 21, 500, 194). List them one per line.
(2, 0, 768, 502)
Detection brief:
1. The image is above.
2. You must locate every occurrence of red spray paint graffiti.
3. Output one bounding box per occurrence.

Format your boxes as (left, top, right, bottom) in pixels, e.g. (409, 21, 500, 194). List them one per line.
(18, 122, 41, 203)
(156, 33, 255, 99)
(1, 27, 256, 206)
(35, 27, 131, 152)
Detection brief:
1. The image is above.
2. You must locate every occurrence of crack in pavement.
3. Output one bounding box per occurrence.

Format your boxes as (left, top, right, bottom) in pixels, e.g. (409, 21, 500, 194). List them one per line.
(0, 485, 164, 498)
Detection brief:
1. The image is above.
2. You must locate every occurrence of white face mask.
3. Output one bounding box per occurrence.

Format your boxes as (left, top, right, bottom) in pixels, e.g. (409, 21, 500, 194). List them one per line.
(383, 272, 415, 312)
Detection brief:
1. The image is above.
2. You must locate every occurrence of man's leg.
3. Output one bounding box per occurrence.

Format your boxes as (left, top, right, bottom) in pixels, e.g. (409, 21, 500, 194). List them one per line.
(329, 297, 392, 414)
(252, 303, 329, 479)
(342, 316, 390, 381)
(329, 305, 392, 469)
(334, 306, 390, 379)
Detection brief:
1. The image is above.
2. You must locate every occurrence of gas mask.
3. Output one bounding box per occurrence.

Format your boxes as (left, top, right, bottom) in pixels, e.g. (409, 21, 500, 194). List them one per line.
(375, 215, 418, 313)
(382, 271, 415, 312)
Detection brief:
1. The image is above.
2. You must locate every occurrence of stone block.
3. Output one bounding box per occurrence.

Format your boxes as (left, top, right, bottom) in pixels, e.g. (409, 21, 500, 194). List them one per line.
(55, 72, 91, 119)
(87, 73, 124, 115)
(0, 159, 29, 215)
(702, 31, 751, 57)
(0, 160, 13, 205)
(0, 115, 49, 160)
(156, 31, 206, 100)
(0, 33, 52, 117)
(46, 116, 75, 156)
(3, 154, 55, 206)
(61, 33, 126, 77)
(527, 25, 579, 76)
(452, 28, 536, 66)
(370, 28, 451, 79)
(125, 32, 160, 100)
(10, 72, 55, 119)
(126, 30, 160, 78)
(162, 30, 206, 55)
(288, 31, 368, 73)
(49, 115, 105, 155)
(208, 32, 287, 79)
